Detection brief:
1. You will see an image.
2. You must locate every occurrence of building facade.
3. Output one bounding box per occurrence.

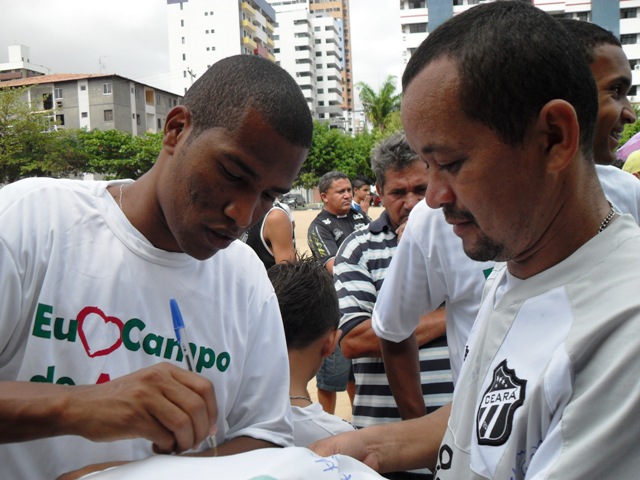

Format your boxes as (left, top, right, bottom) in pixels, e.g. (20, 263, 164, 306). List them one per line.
(269, 0, 346, 127)
(0, 45, 50, 82)
(0, 74, 181, 136)
(399, 0, 640, 101)
(166, 0, 277, 95)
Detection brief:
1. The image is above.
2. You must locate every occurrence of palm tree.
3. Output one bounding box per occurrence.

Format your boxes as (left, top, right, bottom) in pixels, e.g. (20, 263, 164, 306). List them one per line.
(356, 75, 401, 133)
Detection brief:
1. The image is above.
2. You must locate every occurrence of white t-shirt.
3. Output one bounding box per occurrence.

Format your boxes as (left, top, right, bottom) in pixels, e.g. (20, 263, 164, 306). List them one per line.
(371, 200, 494, 383)
(436, 215, 640, 479)
(291, 402, 356, 447)
(596, 164, 640, 222)
(0, 178, 293, 479)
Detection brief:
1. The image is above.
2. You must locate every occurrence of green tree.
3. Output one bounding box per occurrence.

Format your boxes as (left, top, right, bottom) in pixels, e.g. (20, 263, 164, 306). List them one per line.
(81, 129, 161, 179)
(0, 86, 53, 183)
(356, 75, 401, 133)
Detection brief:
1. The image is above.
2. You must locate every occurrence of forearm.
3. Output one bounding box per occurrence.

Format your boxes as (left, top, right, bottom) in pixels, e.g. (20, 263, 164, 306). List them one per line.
(381, 335, 425, 419)
(310, 403, 450, 473)
(341, 319, 384, 359)
(0, 381, 73, 442)
(413, 307, 447, 347)
(366, 404, 450, 473)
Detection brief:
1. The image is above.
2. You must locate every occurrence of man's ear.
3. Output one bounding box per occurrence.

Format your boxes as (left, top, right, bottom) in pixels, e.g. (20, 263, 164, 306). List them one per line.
(535, 99, 580, 173)
(320, 330, 340, 358)
(163, 105, 191, 155)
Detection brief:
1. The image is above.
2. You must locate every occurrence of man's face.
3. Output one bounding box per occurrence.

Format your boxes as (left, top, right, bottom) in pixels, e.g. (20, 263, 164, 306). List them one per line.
(402, 58, 553, 264)
(590, 44, 636, 165)
(353, 184, 371, 203)
(158, 108, 308, 260)
(380, 161, 429, 231)
(322, 178, 353, 215)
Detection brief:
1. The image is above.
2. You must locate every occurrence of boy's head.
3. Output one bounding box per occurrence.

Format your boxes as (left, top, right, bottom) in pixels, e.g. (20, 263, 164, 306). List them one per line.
(559, 18, 637, 165)
(352, 175, 372, 204)
(268, 256, 339, 351)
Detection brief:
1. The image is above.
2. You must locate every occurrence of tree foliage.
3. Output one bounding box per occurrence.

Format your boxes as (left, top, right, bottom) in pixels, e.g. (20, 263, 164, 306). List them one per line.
(0, 86, 54, 183)
(296, 120, 378, 189)
(356, 75, 401, 133)
(0, 86, 162, 184)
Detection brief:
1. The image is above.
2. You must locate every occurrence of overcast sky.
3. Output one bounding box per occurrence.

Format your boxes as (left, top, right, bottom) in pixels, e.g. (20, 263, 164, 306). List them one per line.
(0, 0, 405, 108)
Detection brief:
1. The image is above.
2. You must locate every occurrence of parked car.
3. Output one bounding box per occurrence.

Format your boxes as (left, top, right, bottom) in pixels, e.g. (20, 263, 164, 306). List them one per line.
(280, 193, 306, 209)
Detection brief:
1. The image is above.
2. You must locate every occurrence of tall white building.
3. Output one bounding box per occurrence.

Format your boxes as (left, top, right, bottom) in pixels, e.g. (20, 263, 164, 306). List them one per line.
(399, 0, 640, 101)
(268, 0, 347, 127)
(166, 0, 277, 95)
(0, 45, 50, 82)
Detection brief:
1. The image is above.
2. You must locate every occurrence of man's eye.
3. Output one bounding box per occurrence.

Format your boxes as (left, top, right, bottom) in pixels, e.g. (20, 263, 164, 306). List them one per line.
(440, 160, 463, 173)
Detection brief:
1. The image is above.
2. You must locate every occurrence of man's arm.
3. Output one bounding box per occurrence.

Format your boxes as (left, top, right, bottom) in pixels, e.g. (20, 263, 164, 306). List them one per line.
(341, 307, 446, 359)
(311, 403, 451, 473)
(263, 209, 296, 264)
(0, 363, 216, 453)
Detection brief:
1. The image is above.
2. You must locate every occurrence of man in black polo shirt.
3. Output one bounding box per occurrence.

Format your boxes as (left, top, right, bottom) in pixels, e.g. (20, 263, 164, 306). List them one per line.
(308, 170, 369, 414)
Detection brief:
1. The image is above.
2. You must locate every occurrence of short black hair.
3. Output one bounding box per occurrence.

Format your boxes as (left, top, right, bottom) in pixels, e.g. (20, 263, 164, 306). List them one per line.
(268, 255, 339, 350)
(402, 2, 598, 160)
(181, 54, 313, 149)
(352, 175, 372, 190)
(558, 18, 622, 64)
(318, 170, 349, 194)
(370, 131, 420, 192)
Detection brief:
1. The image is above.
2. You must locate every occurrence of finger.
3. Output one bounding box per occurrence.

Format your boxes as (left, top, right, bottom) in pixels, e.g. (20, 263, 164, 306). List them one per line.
(169, 367, 218, 437)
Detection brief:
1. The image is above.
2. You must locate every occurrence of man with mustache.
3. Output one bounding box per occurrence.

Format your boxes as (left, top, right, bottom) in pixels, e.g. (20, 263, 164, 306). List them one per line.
(312, 3, 640, 477)
(371, 13, 640, 421)
(308, 170, 369, 414)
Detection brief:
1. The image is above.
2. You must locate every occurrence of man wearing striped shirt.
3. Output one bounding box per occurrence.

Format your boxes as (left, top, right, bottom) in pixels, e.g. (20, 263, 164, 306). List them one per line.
(334, 132, 453, 480)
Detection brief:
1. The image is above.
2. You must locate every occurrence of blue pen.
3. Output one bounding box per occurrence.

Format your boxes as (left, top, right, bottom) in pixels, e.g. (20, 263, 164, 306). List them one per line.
(170, 298, 217, 453)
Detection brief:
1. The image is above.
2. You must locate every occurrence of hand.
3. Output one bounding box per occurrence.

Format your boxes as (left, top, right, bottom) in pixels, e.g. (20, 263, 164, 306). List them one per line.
(360, 196, 371, 214)
(395, 221, 408, 241)
(310, 430, 381, 472)
(68, 363, 217, 454)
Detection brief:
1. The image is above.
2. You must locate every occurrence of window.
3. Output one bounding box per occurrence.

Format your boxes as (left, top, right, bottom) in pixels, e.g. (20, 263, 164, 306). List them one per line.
(182, 53, 186, 61)
(181, 37, 185, 44)
(181, 19, 184, 27)
(157, 118, 162, 129)
(54, 88, 63, 99)
(82, 112, 88, 118)
(103, 83, 112, 95)
(622, 8, 637, 19)
(409, 23, 427, 34)
(56, 114, 65, 126)
(80, 85, 87, 91)
(104, 110, 113, 122)
(621, 34, 637, 45)
(136, 114, 141, 125)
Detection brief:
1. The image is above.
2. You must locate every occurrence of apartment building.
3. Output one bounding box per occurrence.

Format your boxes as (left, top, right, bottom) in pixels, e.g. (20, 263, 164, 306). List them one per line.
(309, 0, 354, 114)
(269, 0, 346, 127)
(0, 44, 50, 83)
(0, 73, 181, 136)
(166, 0, 277, 95)
(399, 0, 640, 101)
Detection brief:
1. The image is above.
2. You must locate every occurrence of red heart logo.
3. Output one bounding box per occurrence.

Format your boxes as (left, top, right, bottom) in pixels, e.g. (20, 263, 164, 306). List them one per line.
(76, 306, 124, 358)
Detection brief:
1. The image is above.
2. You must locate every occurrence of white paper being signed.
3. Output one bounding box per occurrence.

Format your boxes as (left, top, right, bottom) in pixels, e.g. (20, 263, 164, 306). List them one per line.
(80, 447, 384, 479)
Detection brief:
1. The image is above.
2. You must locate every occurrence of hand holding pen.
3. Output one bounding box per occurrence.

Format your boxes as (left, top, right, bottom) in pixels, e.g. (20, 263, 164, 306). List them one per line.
(171, 298, 218, 455)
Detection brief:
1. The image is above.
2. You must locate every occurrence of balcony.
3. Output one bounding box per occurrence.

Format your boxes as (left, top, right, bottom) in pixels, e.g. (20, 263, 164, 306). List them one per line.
(241, 2, 256, 17)
(242, 36, 258, 49)
(242, 19, 257, 33)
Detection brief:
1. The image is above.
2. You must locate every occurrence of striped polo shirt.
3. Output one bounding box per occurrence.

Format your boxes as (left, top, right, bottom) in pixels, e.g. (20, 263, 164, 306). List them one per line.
(334, 211, 454, 429)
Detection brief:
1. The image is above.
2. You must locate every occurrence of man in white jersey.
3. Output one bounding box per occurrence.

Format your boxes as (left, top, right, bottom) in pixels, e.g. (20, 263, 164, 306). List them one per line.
(372, 15, 640, 419)
(312, 3, 640, 478)
(0, 55, 313, 479)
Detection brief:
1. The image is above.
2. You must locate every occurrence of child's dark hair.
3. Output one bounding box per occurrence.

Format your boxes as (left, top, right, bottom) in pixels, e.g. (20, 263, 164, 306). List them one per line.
(268, 255, 339, 350)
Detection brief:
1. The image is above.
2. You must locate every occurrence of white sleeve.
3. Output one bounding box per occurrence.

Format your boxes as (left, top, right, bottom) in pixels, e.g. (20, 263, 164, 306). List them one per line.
(372, 202, 449, 342)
